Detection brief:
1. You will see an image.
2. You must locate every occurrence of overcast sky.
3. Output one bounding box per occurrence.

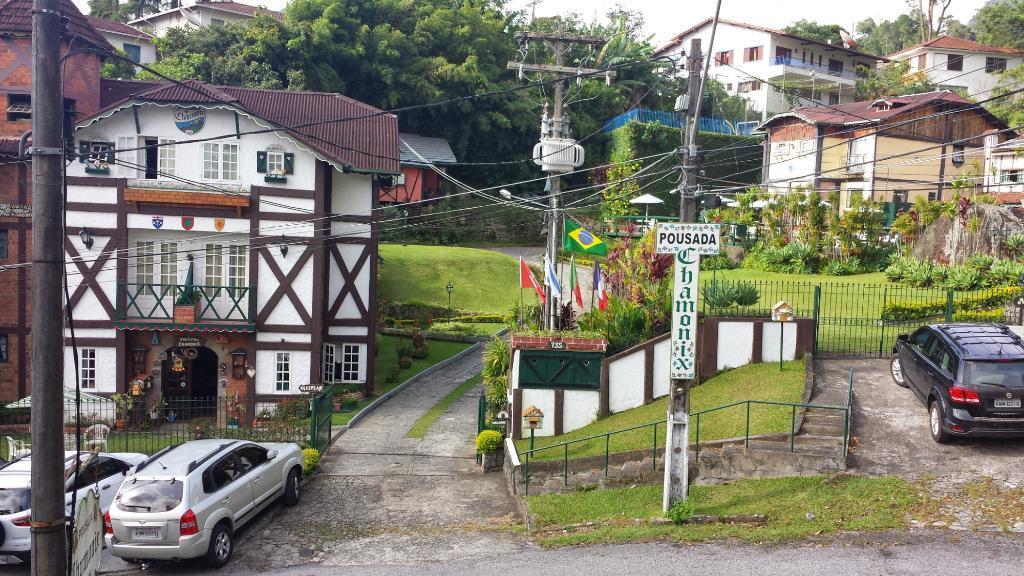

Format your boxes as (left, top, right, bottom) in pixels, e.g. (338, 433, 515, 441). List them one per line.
(77, 0, 993, 45)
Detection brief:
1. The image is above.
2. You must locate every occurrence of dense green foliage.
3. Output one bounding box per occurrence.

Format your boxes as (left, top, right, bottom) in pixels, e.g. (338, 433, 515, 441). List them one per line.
(783, 20, 844, 45)
(879, 286, 1017, 320)
(475, 429, 504, 453)
(482, 336, 510, 411)
(885, 254, 1024, 290)
(856, 61, 937, 100)
(973, 0, 1024, 50)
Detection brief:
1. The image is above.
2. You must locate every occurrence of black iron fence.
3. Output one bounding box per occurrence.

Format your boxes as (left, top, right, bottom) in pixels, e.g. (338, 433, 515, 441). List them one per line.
(700, 280, 1019, 357)
(0, 395, 312, 461)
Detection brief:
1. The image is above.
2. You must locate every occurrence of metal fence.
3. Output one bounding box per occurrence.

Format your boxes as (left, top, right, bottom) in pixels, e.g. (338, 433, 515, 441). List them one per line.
(309, 390, 333, 453)
(0, 395, 312, 460)
(700, 279, 1018, 357)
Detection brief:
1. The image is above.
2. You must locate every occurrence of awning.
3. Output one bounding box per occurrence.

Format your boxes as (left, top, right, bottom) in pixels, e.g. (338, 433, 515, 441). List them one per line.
(115, 322, 256, 333)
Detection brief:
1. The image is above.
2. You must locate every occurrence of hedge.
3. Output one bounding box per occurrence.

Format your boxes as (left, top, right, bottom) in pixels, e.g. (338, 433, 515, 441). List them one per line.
(880, 287, 1018, 321)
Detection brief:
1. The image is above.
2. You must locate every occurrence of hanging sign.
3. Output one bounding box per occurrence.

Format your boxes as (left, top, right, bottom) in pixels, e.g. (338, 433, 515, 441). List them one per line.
(656, 223, 720, 380)
(174, 107, 206, 135)
(177, 336, 204, 348)
(70, 489, 102, 576)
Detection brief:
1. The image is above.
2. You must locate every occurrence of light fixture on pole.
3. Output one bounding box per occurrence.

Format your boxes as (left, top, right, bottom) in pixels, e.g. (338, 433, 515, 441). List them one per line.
(279, 235, 289, 257)
(446, 281, 454, 319)
(79, 227, 94, 250)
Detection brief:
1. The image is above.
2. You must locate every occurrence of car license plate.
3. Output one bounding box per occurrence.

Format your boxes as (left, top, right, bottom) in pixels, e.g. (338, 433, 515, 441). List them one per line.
(994, 399, 1022, 409)
(133, 527, 160, 539)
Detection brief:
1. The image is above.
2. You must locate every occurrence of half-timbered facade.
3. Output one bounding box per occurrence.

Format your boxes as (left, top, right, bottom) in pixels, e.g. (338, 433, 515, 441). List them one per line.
(63, 79, 397, 406)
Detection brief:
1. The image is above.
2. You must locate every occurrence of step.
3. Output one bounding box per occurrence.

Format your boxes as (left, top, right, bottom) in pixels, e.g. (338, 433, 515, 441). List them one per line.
(801, 422, 845, 435)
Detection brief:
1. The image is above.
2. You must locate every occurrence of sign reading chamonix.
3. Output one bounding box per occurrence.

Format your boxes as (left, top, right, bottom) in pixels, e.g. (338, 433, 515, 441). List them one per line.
(174, 106, 206, 135)
(655, 223, 720, 379)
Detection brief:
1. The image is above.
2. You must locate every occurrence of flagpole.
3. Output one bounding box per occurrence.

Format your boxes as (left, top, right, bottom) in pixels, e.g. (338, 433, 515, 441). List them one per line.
(519, 257, 524, 330)
(590, 263, 596, 311)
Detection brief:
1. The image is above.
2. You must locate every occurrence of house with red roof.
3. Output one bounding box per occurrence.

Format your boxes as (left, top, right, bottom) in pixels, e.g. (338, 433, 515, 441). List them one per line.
(886, 36, 1024, 100)
(757, 90, 1008, 209)
(86, 15, 156, 65)
(129, 0, 284, 37)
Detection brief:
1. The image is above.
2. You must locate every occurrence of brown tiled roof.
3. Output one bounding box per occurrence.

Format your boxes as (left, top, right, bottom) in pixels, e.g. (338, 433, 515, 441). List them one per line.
(100, 78, 162, 107)
(0, 137, 21, 159)
(85, 15, 152, 40)
(761, 90, 1007, 130)
(88, 79, 399, 174)
(996, 192, 1024, 205)
(0, 0, 113, 51)
(654, 17, 887, 62)
(194, 0, 283, 22)
(889, 35, 1024, 58)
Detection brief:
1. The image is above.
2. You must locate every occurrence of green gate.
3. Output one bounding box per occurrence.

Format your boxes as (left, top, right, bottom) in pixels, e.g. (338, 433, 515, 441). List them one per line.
(309, 390, 333, 452)
(518, 350, 603, 389)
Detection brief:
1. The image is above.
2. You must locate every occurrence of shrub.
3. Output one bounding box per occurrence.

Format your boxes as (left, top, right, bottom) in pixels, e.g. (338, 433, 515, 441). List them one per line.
(666, 497, 698, 524)
(881, 286, 1019, 320)
(702, 282, 760, 309)
(743, 243, 818, 274)
(475, 429, 504, 454)
(823, 257, 863, 276)
(429, 322, 473, 334)
(699, 254, 736, 271)
(384, 365, 400, 383)
(411, 344, 429, 359)
(450, 314, 505, 323)
(732, 282, 760, 307)
(302, 448, 320, 474)
(943, 265, 982, 290)
(967, 254, 994, 272)
(952, 308, 1007, 322)
(483, 337, 511, 410)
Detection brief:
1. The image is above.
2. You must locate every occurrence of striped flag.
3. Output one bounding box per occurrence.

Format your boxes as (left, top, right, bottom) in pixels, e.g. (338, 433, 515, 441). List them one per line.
(570, 255, 583, 308)
(594, 261, 608, 311)
(544, 253, 561, 301)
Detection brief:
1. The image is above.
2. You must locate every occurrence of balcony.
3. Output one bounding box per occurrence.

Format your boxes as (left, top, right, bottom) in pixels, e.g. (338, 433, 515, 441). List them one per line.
(769, 56, 866, 84)
(116, 283, 255, 330)
(843, 154, 869, 176)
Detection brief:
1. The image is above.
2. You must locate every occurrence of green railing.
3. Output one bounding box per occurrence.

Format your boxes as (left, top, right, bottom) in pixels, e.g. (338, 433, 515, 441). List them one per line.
(517, 369, 855, 495)
(309, 389, 334, 453)
(117, 282, 255, 323)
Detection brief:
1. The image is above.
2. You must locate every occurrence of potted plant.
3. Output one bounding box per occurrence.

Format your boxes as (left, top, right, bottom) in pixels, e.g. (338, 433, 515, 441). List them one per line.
(111, 393, 133, 430)
(396, 346, 413, 369)
(333, 385, 363, 412)
(253, 408, 273, 428)
(147, 392, 167, 425)
(476, 430, 504, 472)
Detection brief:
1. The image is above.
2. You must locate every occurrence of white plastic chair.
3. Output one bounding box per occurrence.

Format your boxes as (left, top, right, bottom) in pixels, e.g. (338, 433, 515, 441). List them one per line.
(84, 424, 110, 452)
(6, 436, 30, 459)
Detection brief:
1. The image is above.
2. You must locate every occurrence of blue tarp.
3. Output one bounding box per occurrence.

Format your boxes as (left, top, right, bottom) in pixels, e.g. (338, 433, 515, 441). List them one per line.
(602, 108, 755, 135)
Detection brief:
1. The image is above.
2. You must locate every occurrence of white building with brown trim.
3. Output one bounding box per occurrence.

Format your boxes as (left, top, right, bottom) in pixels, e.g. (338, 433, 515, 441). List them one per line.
(886, 36, 1024, 101)
(63, 78, 396, 407)
(129, 0, 284, 37)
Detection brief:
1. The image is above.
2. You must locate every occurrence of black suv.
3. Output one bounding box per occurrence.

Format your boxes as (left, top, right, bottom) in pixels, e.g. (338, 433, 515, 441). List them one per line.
(891, 323, 1024, 443)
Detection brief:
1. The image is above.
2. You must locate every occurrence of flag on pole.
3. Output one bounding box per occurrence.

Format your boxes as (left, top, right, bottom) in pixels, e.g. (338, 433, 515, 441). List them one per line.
(519, 256, 545, 303)
(594, 261, 608, 311)
(570, 255, 583, 308)
(544, 254, 562, 301)
(563, 219, 608, 256)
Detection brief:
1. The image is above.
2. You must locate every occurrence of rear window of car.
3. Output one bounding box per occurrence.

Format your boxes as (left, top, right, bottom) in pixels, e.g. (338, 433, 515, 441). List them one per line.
(116, 479, 183, 513)
(0, 488, 30, 515)
(966, 361, 1024, 387)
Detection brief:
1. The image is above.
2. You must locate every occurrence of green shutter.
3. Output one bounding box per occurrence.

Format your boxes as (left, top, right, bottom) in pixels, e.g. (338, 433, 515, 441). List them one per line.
(105, 143, 115, 164)
(78, 140, 90, 163)
(256, 151, 267, 173)
(284, 153, 294, 174)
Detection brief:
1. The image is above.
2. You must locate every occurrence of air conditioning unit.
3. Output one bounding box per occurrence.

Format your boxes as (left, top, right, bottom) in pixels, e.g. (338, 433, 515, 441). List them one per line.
(532, 137, 585, 174)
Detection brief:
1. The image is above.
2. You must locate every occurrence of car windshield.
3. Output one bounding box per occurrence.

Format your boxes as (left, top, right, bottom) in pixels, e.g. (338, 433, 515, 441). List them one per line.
(116, 479, 182, 513)
(965, 361, 1024, 388)
(0, 488, 30, 515)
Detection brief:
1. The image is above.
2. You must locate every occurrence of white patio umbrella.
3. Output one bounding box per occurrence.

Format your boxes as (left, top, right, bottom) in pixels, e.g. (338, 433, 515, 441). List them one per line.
(629, 193, 664, 219)
(750, 198, 777, 209)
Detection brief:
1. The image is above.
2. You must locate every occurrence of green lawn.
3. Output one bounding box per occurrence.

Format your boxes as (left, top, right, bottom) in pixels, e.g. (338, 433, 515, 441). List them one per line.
(379, 244, 542, 313)
(331, 335, 472, 426)
(515, 359, 807, 461)
(406, 372, 482, 439)
(526, 475, 918, 545)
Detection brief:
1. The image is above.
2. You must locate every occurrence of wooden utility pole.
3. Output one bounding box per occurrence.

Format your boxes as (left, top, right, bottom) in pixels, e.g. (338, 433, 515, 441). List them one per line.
(30, 0, 69, 571)
(508, 23, 611, 330)
(664, 0, 722, 512)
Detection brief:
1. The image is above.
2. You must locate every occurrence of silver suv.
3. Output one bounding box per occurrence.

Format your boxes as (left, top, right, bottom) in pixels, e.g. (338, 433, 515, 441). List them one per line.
(105, 439, 304, 567)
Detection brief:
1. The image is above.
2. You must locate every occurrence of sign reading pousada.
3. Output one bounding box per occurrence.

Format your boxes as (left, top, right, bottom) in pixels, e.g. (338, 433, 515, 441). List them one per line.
(656, 223, 720, 380)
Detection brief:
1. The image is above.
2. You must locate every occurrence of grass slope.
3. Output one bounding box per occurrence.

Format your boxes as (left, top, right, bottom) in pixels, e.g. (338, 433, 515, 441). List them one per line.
(406, 372, 482, 439)
(515, 359, 806, 461)
(379, 244, 541, 314)
(527, 475, 917, 545)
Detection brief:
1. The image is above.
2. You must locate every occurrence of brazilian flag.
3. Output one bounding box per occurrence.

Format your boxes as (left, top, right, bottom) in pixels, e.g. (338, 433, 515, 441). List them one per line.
(562, 219, 607, 257)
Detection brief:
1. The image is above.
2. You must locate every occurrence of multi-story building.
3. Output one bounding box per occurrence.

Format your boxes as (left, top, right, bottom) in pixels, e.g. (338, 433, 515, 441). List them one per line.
(64, 78, 396, 406)
(129, 0, 284, 37)
(0, 0, 112, 400)
(86, 15, 157, 65)
(886, 36, 1024, 101)
(758, 90, 1007, 208)
(983, 134, 1024, 204)
(654, 18, 887, 121)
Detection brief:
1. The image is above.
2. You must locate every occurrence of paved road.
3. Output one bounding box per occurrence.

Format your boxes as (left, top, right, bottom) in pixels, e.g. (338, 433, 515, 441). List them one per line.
(817, 358, 1024, 484)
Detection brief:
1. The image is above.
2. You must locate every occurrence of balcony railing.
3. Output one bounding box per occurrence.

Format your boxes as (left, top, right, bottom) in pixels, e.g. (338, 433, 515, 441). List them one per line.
(771, 55, 867, 82)
(843, 154, 869, 175)
(117, 282, 255, 324)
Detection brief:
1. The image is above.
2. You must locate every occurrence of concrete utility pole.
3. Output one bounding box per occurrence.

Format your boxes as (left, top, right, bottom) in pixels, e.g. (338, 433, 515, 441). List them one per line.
(509, 23, 611, 330)
(30, 0, 69, 572)
(665, 0, 722, 512)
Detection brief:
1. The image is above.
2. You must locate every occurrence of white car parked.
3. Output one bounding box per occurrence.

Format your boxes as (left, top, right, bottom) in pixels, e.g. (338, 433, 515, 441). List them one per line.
(106, 439, 304, 567)
(0, 451, 147, 563)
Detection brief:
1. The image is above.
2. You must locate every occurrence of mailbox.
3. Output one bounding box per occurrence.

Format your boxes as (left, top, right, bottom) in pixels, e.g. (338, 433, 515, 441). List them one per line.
(772, 301, 794, 322)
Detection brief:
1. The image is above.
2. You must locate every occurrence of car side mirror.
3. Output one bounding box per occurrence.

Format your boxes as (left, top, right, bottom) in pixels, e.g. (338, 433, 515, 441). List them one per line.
(266, 449, 278, 460)
(897, 333, 909, 343)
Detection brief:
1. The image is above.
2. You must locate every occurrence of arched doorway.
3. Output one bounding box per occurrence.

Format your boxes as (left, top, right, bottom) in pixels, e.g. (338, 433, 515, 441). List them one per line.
(163, 346, 220, 416)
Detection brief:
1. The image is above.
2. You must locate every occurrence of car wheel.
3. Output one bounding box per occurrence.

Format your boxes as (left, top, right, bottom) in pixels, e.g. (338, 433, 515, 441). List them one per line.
(929, 400, 951, 444)
(890, 354, 908, 388)
(284, 468, 301, 506)
(204, 523, 233, 568)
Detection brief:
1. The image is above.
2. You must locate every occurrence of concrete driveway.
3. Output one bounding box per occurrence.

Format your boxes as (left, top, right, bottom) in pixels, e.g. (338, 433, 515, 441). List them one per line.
(817, 358, 1024, 484)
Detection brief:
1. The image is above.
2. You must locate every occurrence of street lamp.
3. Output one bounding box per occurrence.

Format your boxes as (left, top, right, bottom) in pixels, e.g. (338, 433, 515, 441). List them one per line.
(446, 281, 454, 319)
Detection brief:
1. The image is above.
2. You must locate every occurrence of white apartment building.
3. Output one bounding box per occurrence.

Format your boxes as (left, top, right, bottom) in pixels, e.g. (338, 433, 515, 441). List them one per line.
(887, 36, 1024, 101)
(85, 16, 157, 65)
(654, 18, 887, 121)
(129, 0, 283, 37)
(984, 134, 1024, 203)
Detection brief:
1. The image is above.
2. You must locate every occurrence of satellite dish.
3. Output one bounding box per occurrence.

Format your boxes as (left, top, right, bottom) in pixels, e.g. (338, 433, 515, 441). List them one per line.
(840, 29, 858, 50)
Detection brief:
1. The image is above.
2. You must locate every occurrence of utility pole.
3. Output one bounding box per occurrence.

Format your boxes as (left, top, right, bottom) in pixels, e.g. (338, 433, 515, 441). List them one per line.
(30, 0, 68, 572)
(509, 22, 612, 330)
(665, 1, 722, 512)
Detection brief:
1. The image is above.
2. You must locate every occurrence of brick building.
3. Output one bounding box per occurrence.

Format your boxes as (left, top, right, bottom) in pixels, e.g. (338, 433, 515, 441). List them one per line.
(0, 0, 112, 400)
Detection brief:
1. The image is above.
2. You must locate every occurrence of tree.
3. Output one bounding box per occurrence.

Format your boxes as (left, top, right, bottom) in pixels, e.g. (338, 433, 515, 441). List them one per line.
(988, 63, 1024, 127)
(101, 49, 140, 79)
(88, 0, 121, 20)
(855, 14, 921, 56)
(944, 18, 975, 39)
(973, 0, 1024, 49)
(916, 0, 953, 42)
(856, 60, 936, 99)
(783, 19, 844, 45)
